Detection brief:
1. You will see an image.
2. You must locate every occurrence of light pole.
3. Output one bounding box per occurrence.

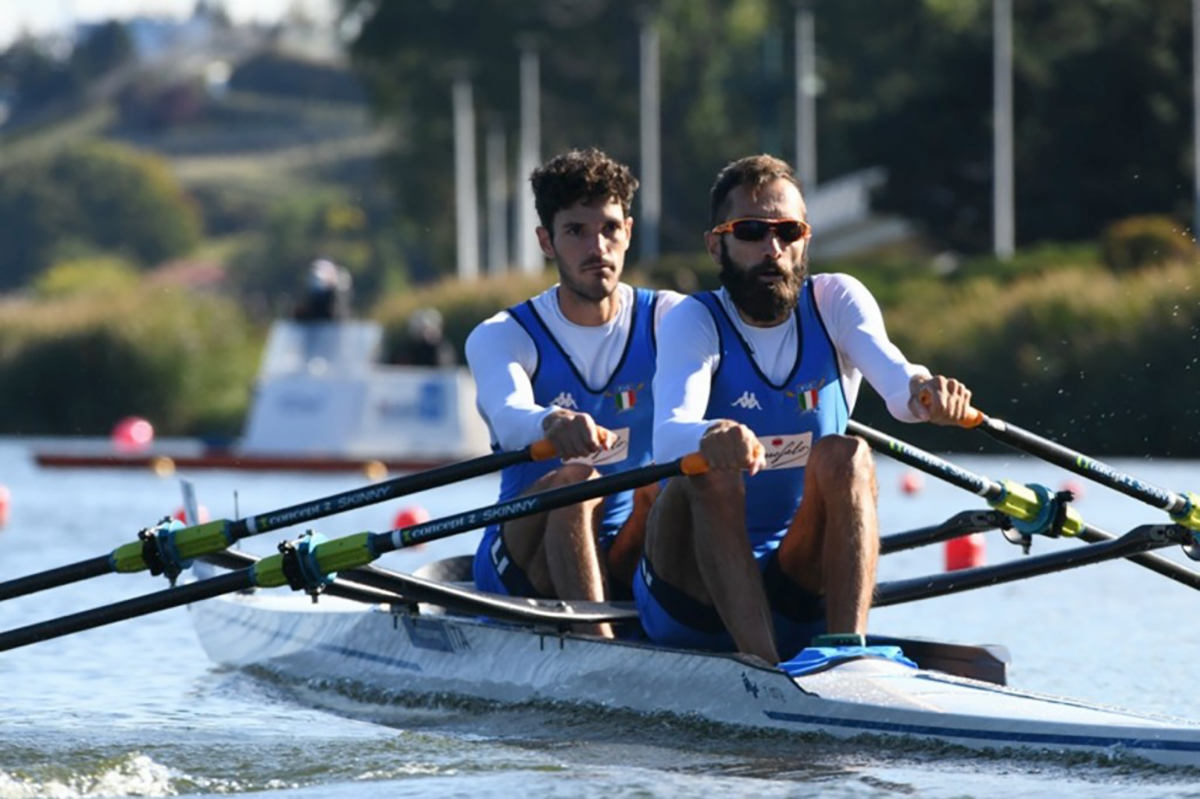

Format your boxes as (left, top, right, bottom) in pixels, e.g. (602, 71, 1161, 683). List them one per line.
(516, 41, 542, 274)
(639, 18, 661, 264)
(993, 0, 1015, 259)
(486, 121, 508, 274)
(452, 74, 479, 281)
(794, 0, 817, 190)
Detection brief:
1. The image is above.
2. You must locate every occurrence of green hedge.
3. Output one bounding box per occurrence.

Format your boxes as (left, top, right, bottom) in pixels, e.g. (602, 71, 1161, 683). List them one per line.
(874, 259, 1200, 456)
(0, 287, 260, 436)
(373, 249, 1200, 456)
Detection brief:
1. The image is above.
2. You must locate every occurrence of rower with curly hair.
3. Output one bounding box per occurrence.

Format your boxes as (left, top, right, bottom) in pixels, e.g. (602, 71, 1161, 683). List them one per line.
(466, 148, 685, 636)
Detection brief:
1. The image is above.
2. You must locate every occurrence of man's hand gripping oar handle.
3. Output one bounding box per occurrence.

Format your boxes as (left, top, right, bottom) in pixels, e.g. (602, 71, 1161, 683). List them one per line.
(917, 388, 985, 429)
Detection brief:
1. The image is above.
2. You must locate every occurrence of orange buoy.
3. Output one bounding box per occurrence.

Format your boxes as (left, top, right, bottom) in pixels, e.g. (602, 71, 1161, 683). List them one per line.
(900, 471, 924, 496)
(0, 485, 10, 527)
(173, 504, 211, 525)
(111, 416, 155, 454)
(945, 533, 986, 571)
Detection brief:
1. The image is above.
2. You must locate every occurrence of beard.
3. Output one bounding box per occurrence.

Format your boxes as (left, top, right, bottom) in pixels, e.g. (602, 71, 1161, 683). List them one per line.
(556, 253, 619, 303)
(718, 240, 805, 323)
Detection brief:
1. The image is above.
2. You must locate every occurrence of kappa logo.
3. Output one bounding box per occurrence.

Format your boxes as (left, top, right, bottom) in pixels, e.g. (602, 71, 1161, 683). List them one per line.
(731, 391, 763, 410)
(550, 391, 578, 410)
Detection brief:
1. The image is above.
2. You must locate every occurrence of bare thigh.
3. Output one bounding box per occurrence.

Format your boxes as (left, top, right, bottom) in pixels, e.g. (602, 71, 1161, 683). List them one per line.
(777, 434, 878, 593)
(500, 463, 602, 588)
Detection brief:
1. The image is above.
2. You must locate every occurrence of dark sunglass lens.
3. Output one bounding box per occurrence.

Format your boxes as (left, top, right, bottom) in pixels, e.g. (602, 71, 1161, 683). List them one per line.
(776, 222, 805, 243)
(731, 220, 770, 241)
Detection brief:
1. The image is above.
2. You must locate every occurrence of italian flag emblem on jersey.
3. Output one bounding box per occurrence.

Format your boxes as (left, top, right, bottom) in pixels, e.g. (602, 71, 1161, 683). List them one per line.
(797, 388, 819, 411)
(615, 388, 637, 410)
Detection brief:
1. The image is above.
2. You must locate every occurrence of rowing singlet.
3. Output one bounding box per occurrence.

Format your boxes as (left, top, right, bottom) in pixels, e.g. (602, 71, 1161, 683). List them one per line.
(696, 282, 849, 551)
(493, 287, 658, 540)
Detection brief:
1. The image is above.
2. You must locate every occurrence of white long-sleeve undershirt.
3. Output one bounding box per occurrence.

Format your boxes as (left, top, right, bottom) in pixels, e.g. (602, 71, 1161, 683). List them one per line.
(652, 273, 931, 463)
(466, 283, 686, 451)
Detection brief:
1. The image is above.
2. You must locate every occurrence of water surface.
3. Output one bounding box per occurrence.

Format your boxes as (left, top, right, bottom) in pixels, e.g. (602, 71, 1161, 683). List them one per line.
(2, 438, 1199, 797)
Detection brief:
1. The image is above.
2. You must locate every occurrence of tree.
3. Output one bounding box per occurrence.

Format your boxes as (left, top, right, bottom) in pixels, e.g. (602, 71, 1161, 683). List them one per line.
(340, 0, 776, 274)
(69, 21, 134, 83)
(0, 141, 202, 290)
(339, 0, 1199, 262)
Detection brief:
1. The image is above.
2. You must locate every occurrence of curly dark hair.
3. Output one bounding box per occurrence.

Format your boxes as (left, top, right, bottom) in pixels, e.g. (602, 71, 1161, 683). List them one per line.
(709, 154, 804, 226)
(530, 148, 639, 233)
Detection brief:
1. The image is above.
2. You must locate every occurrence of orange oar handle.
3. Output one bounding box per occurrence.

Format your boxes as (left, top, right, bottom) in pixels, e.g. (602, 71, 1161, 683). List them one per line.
(529, 439, 558, 461)
(918, 388, 985, 429)
(677, 440, 764, 476)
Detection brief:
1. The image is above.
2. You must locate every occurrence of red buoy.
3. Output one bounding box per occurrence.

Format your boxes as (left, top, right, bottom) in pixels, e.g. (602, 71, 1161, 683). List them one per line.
(1061, 479, 1085, 502)
(900, 471, 924, 496)
(393, 505, 431, 529)
(173, 504, 211, 525)
(945, 533, 986, 571)
(111, 416, 155, 453)
(0, 485, 10, 527)
(393, 505, 431, 549)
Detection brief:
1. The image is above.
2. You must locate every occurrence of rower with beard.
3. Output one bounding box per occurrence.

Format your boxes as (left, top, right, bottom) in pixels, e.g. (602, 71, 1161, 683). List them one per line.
(634, 154, 975, 663)
(466, 148, 684, 637)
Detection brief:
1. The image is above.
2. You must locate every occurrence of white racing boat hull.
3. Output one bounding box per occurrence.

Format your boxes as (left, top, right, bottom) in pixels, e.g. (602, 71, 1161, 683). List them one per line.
(189, 588, 1200, 767)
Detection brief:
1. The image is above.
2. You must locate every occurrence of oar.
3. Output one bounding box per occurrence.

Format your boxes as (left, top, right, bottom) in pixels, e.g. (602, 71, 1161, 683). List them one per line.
(203, 550, 639, 628)
(954, 408, 1200, 534)
(0, 452, 708, 651)
(918, 392, 1200, 534)
(848, 420, 1086, 537)
(849, 420, 1200, 590)
(875, 522, 1189, 606)
(880, 509, 1011, 554)
(0, 440, 558, 602)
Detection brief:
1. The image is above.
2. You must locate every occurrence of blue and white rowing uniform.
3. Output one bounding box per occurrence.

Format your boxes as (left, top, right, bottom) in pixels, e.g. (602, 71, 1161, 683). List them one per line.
(636, 278, 861, 657)
(472, 286, 661, 599)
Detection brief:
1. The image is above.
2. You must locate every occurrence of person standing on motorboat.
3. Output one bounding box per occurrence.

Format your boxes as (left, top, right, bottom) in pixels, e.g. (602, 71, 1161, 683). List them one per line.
(294, 258, 352, 322)
(466, 148, 685, 637)
(636, 154, 975, 662)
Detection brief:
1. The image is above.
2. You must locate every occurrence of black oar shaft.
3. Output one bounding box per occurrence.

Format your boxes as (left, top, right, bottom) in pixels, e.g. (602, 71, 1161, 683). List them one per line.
(880, 510, 1009, 554)
(0, 443, 550, 603)
(0, 556, 111, 603)
(370, 457, 700, 556)
(875, 524, 1180, 606)
(231, 445, 542, 540)
(0, 570, 254, 652)
(980, 417, 1187, 514)
(853, 419, 1200, 591)
(848, 421, 1002, 500)
(1076, 527, 1200, 589)
(0, 454, 708, 652)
